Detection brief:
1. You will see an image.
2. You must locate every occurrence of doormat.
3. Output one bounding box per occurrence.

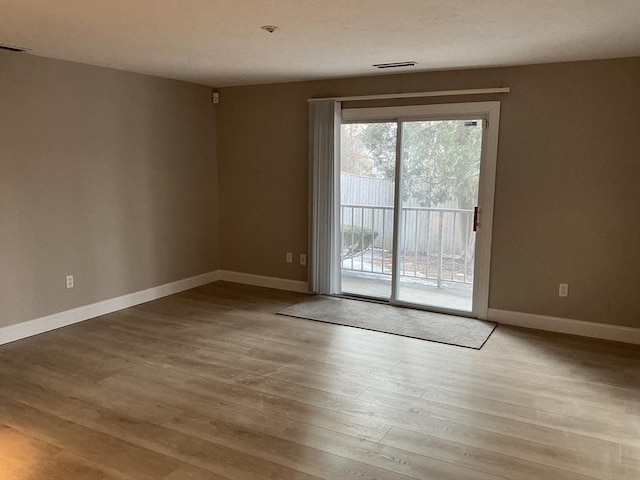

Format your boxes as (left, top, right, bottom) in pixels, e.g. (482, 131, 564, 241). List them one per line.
(278, 296, 496, 349)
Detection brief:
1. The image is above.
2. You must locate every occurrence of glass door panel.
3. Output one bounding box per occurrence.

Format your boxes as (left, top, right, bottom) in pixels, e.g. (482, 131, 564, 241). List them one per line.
(340, 122, 396, 299)
(395, 119, 483, 312)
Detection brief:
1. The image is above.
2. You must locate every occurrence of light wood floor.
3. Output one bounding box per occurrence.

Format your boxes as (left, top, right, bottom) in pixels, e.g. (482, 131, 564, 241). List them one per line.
(1, 282, 638, 480)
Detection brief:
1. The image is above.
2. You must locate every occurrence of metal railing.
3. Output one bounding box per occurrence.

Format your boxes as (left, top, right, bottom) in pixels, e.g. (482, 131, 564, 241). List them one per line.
(341, 204, 475, 287)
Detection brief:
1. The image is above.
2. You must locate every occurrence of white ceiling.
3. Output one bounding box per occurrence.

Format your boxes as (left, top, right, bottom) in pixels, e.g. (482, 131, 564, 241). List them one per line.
(1, 0, 639, 87)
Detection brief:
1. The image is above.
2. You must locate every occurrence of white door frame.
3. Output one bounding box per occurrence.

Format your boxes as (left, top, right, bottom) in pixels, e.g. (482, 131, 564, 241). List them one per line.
(341, 101, 501, 320)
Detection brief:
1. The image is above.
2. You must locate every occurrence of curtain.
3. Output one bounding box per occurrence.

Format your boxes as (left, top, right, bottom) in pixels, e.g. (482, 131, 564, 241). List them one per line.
(308, 101, 341, 294)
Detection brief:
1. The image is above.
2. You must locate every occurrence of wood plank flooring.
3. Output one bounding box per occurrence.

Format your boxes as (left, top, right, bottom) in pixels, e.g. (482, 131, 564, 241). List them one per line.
(0, 281, 638, 480)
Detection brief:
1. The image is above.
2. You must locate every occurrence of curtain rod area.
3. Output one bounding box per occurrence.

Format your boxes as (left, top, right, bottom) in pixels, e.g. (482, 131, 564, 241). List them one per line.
(308, 87, 510, 103)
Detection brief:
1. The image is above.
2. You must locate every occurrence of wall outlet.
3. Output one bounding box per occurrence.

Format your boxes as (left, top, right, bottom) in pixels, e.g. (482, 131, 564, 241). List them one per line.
(66, 275, 74, 289)
(559, 283, 568, 297)
(300, 254, 307, 266)
(286, 252, 292, 263)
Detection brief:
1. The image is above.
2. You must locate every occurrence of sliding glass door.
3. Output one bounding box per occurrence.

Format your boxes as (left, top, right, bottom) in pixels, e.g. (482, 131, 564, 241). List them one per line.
(340, 122, 396, 300)
(395, 119, 482, 312)
(338, 102, 499, 318)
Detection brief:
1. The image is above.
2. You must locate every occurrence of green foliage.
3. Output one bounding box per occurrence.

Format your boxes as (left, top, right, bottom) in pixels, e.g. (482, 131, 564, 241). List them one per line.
(401, 120, 481, 208)
(341, 123, 397, 177)
(341, 225, 378, 258)
(342, 120, 482, 208)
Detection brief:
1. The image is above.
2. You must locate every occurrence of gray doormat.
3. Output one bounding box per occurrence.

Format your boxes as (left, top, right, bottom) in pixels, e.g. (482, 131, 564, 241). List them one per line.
(278, 296, 497, 349)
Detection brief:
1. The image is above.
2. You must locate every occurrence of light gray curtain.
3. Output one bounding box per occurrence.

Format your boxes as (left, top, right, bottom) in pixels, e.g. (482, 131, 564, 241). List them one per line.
(308, 101, 341, 294)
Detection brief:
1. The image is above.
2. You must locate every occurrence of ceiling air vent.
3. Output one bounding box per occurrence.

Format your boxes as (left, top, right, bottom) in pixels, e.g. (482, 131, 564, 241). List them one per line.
(373, 61, 417, 69)
(0, 44, 29, 53)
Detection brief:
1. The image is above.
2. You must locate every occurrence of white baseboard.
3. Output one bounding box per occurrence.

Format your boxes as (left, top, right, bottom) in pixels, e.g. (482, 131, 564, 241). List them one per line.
(0, 270, 309, 346)
(218, 270, 309, 294)
(488, 309, 640, 345)
(0, 270, 222, 346)
(11, 272, 632, 346)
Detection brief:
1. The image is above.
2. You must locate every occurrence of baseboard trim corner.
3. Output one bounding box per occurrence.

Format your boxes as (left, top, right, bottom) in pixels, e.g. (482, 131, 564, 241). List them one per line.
(0, 270, 222, 346)
(488, 308, 640, 345)
(218, 270, 309, 294)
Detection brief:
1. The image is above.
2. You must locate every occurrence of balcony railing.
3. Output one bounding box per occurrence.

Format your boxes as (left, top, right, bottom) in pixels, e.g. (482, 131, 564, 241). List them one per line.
(341, 204, 475, 288)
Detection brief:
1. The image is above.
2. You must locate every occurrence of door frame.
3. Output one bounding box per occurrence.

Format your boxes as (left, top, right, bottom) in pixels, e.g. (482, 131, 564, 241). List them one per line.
(341, 101, 500, 320)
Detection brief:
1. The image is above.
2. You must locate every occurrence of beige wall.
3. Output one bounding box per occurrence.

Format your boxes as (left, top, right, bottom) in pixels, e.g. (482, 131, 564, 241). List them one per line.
(0, 51, 219, 328)
(1, 52, 637, 331)
(218, 58, 640, 328)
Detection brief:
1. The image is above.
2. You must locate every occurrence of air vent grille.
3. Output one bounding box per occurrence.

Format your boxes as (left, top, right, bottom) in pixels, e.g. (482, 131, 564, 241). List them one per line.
(373, 61, 417, 69)
(0, 44, 29, 53)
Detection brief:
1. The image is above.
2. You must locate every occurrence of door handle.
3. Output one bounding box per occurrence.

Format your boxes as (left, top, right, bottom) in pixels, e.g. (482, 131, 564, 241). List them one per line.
(473, 206, 479, 232)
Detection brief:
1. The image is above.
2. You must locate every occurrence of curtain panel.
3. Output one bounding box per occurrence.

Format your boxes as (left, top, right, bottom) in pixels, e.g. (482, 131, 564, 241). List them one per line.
(308, 101, 341, 294)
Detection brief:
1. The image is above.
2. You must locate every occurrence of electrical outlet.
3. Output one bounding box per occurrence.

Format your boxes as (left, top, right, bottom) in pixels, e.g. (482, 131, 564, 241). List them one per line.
(286, 252, 292, 263)
(66, 275, 74, 289)
(559, 283, 568, 297)
(300, 254, 307, 266)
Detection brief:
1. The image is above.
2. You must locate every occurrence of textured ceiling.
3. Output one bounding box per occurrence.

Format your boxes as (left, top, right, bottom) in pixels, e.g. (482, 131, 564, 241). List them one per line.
(1, 0, 639, 87)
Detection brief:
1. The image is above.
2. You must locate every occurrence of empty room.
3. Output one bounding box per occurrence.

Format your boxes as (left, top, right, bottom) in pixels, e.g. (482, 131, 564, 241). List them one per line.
(0, 1, 639, 479)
